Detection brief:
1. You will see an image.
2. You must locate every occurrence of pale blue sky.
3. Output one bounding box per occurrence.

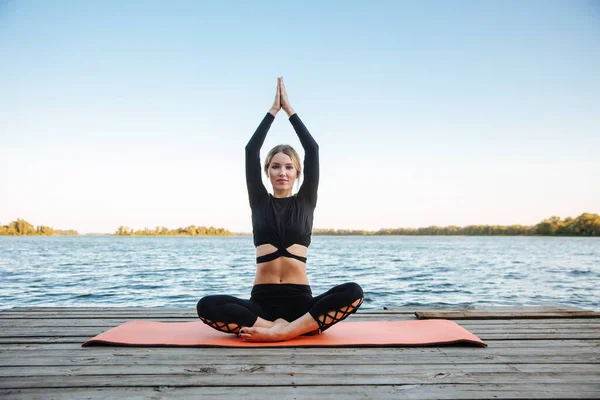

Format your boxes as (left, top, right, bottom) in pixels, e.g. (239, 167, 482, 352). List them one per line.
(1, 0, 598, 234)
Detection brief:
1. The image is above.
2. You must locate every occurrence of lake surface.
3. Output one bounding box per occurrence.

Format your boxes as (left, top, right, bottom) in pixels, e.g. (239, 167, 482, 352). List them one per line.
(1, 236, 599, 311)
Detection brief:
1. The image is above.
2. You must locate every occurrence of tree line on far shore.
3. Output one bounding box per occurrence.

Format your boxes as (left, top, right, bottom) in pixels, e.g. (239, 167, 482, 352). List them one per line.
(1, 213, 599, 237)
(0, 219, 233, 237)
(313, 213, 600, 236)
(0, 219, 78, 236)
(113, 225, 232, 236)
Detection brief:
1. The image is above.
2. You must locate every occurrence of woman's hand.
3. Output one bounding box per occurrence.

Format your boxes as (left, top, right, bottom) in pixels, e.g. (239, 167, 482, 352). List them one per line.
(280, 77, 295, 117)
(269, 77, 282, 117)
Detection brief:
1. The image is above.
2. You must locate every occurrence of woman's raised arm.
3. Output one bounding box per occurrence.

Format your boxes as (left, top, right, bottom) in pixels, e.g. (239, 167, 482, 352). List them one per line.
(245, 78, 282, 207)
(281, 78, 320, 207)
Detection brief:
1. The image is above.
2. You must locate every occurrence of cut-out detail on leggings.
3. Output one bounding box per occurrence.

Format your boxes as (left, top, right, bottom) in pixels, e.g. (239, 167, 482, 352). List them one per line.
(316, 297, 364, 333)
(199, 316, 240, 334)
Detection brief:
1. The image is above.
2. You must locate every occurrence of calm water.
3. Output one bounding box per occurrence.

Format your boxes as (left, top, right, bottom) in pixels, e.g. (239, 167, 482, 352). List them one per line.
(1, 236, 599, 311)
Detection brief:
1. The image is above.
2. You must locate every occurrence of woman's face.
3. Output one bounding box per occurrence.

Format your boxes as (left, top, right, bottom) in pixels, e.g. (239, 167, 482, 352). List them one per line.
(268, 152, 298, 192)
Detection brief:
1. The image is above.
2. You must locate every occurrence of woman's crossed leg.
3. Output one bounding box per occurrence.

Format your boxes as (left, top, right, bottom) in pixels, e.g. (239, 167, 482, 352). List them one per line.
(239, 282, 364, 342)
(196, 295, 275, 334)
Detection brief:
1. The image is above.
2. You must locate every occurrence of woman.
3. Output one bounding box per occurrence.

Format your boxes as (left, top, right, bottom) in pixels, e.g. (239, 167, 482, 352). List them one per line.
(197, 77, 364, 342)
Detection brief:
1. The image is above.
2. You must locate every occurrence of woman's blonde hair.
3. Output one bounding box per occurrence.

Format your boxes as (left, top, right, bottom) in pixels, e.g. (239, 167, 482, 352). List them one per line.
(264, 145, 302, 188)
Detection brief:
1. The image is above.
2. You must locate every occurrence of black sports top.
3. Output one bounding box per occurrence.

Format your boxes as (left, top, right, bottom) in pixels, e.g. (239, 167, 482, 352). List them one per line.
(245, 112, 319, 264)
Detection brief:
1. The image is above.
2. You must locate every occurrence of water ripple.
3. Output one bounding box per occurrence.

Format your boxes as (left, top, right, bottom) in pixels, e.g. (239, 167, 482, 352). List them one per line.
(0, 236, 599, 311)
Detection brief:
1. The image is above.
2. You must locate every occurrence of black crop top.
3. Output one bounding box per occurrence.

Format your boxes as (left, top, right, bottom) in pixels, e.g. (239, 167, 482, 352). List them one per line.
(245, 112, 319, 264)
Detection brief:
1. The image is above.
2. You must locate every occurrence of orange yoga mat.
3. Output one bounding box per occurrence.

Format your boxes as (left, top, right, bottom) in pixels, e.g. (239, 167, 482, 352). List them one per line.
(82, 319, 487, 347)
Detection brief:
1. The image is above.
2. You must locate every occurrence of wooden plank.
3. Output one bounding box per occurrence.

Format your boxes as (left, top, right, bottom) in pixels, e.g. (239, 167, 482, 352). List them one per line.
(0, 318, 200, 327)
(3, 318, 600, 329)
(1, 344, 598, 357)
(0, 312, 412, 320)
(416, 311, 600, 319)
(385, 305, 589, 312)
(2, 305, 589, 315)
(1, 343, 598, 358)
(1, 338, 596, 351)
(2, 325, 599, 338)
(0, 314, 418, 326)
(0, 349, 597, 366)
(1, 366, 599, 388)
(0, 306, 407, 313)
(1, 307, 194, 312)
(3, 362, 597, 377)
(7, 323, 600, 340)
(457, 319, 600, 326)
(2, 331, 600, 344)
(2, 384, 599, 400)
(2, 309, 596, 322)
(2, 314, 599, 326)
(0, 308, 388, 314)
(1, 305, 589, 313)
(0, 312, 201, 319)
(1, 332, 600, 344)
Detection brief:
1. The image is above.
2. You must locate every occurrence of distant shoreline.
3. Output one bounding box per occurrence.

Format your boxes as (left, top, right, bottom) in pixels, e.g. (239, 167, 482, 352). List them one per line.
(2, 213, 599, 237)
(1, 232, 599, 237)
(2, 235, 597, 238)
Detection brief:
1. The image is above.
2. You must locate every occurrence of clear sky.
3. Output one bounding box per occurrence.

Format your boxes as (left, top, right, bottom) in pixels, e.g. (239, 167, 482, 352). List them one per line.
(1, 0, 598, 234)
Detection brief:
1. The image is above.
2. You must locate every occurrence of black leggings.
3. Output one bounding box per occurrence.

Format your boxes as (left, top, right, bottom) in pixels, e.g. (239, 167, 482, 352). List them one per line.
(197, 282, 364, 334)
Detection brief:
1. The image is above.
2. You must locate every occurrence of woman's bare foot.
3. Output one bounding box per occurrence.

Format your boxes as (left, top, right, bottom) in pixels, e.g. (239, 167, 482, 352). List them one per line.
(239, 312, 321, 342)
(239, 326, 285, 342)
(239, 318, 290, 342)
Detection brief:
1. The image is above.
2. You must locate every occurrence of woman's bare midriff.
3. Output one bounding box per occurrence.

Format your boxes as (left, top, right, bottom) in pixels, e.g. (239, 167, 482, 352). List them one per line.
(254, 244, 310, 285)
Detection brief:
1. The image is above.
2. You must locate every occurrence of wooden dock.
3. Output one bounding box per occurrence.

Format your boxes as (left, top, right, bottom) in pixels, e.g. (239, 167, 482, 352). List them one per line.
(1, 306, 599, 399)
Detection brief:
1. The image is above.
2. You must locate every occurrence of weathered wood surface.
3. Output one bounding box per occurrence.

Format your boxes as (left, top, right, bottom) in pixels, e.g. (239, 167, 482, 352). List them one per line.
(0, 306, 598, 399)
(417, 310, 600, 319)
(2, 384, 600, 400)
